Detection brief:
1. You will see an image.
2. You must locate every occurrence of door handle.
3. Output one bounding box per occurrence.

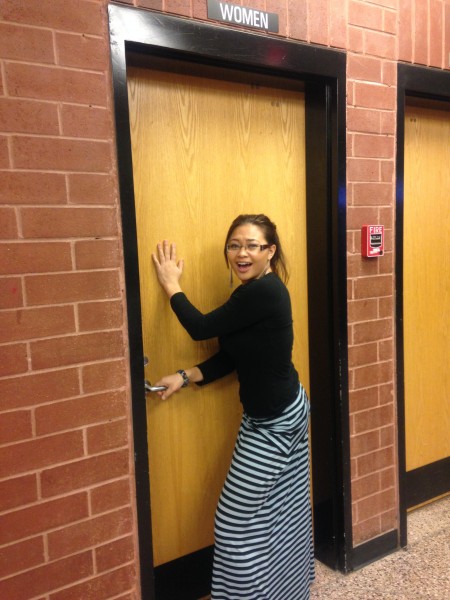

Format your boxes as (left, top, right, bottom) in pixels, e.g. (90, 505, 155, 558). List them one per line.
(145, 380, 167, 393)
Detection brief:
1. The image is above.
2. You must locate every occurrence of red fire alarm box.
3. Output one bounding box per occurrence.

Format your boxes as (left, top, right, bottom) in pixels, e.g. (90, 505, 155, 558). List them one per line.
(361, 225, 384, 257)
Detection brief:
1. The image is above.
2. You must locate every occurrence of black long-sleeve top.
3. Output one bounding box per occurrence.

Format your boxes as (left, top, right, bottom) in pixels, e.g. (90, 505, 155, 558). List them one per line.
(170, 273, 299, 418)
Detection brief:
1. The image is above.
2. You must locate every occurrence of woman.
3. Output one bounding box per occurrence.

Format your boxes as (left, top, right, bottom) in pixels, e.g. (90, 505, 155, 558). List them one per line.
(152, 214, 314, 600)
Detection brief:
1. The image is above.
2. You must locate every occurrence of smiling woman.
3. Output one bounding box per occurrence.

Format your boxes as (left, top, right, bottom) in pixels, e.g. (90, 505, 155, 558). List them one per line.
(151, 214, 314, 599)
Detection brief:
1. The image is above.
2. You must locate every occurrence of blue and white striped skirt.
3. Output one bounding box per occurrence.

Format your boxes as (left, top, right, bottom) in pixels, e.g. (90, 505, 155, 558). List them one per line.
(212, 384, 315, 599)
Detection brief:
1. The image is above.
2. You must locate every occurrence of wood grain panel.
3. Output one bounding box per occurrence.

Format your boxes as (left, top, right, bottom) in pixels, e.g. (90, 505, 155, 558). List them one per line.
(404, 105, 450, 472)
(128, 66, 308, 565)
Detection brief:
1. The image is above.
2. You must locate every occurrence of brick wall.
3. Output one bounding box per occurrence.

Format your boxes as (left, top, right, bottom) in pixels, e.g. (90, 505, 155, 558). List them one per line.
(0, 0, 449, 598)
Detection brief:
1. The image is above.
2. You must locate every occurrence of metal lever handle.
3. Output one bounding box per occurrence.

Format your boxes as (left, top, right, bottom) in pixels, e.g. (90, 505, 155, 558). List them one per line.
(145, 380, 167, 393)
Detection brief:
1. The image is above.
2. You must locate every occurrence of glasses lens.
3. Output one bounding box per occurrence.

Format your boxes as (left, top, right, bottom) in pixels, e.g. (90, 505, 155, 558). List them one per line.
(227, 244, 240, 252)
(247, 244, 260, 253)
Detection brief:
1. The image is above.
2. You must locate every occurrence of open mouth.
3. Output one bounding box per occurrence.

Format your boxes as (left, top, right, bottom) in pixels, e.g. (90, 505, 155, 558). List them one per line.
(236, 262, 252, 273)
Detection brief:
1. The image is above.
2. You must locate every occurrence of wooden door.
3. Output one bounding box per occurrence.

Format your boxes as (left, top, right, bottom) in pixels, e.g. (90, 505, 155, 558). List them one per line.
(404, 104, 450, 502)
(127, 65, 309, 566)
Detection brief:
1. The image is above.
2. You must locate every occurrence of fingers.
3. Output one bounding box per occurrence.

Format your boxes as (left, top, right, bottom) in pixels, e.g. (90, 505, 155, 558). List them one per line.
(155, 241, 178, 263)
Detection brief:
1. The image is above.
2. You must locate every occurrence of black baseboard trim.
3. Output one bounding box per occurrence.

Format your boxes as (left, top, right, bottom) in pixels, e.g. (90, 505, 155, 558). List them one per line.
(154, 545, 213, 600)
(406, 457, 450, 509)
(351, 529, 399, 571)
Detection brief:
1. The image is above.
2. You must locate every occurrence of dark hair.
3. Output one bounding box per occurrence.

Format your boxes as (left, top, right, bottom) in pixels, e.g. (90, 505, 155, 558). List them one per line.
(224, 214, 289, 283)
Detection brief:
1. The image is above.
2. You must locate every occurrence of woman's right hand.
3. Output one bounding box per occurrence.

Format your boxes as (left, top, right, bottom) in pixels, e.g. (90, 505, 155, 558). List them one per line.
(153, 372, 185, 401)
(152, 240, 184, 298)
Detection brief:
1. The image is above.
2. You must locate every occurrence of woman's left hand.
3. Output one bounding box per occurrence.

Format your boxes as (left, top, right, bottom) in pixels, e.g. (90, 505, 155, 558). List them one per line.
(152, 240, 184, 298)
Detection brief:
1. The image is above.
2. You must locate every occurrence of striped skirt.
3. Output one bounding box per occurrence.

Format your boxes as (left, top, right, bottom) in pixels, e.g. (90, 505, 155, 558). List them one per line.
(212, 385, 314, 600)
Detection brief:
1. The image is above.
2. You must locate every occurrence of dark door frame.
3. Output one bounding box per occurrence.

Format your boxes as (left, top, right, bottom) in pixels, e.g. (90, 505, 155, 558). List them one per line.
(396, 63, 450, 548)
(108, 3, 350, 598)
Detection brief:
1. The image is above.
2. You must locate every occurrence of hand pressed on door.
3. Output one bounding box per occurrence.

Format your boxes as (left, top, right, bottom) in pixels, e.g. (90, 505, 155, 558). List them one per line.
(152, 240, 184, 299)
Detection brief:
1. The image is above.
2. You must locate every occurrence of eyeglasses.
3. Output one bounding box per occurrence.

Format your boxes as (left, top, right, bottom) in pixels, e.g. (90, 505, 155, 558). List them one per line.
(226, 243, 270, 253)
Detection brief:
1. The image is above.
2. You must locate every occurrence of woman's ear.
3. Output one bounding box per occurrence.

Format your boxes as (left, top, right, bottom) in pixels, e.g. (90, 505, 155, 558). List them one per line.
(268, 245, 276, 260)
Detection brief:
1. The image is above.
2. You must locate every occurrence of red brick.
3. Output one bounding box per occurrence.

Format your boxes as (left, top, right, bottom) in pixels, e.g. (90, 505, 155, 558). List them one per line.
(0, 242, 72, 275)
(0, 492, 88, 545)
(0, 137, 9, 168)
(165, 0, 191, 17)
(379, 382, 394, 405)
(382, 60, 397, 87)
(48, 507, 132, 560)
(348, 54, 382, 83)
(380, 111, 396, 135)
(96, 535, 135, 573)
(0, 536, 45, 579)
(353, 403, 394, 434)
(309, 0, 328, 46)
(364, 30, 396, 60)
(25, 271, 120, 306)
(348, 342, 378, 368)
(379, 424, 395, 447)
(383, 10, 397, 35)
(137, 0, 163, 9)
(0, 305, 76, 343)
(354, 275, 393, 299)
(56, 32, 108, 71)
(266, 0, 287, 38)
(0, 207, 18, 238)
(0, 172, 67, 205)
(0, 410, 32, 445)
(0, 430, 84, 479)
(82, 358, 128, 393)
(288, 0, 307, 41)
(78, 300, 123, 332)
(87, 418, 128, 454)
(0, 342, 28, 377)
(347, 206, 379, 230)
(352, 473, 380, 502)
(347, 158, 380, 182)
(354, 360, 393, 388)
(352, 182, 393, 206)
(347, 107, 381, 134)
(0, 551, 93, 600)
(61, 104, 112, 140)
(414, 0, 428, 65)
(0, 23, 54, 63)
(329, 0, 346, 48)
(347, 254, 379, 278)
(0, 0, 105, 36)
(21, 206, 117, 238)
(379, 339, 393, 361)
(35, 391, 127, 436)
(68, 173, 117, 205)
(30, 330, 124, 369)
(349, 386, 379, 413)
(0, 474, 38, 512)
(380, 160, 394, 182)
(378, 296, 393, 319)
(5, 62, 107, 106)
(353, 318, 392, 345)
(353, 515, 381, 543)
(351, 430, 380, 457)
(380, 508, 397, 531)
(429, 0, 443, 68)
(349, 1, 383, 30)
(0, 368, 80, 410)
(357, 446, 394, 476)
(12, 136, 111, 172)
(357, 488, 396, 522)
(0, 98, 59, 135)
(398, 0, 413, 62)
(353, 134, 394, 159)
(0, 276, 23, 308)
(348, 26, 364, 53)
(75, 240, 121, 269)
(91, 479, 131, 515)
(348, 298, 378, 323)
(40, 449, 130, 497)
(354, 82, 396, 110)
(50, 564, 135, 600)
(380, 466, 396, 490)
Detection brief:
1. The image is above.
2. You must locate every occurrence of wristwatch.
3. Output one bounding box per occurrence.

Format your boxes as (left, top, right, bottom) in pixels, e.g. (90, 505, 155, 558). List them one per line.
(177, 369, 189, 388)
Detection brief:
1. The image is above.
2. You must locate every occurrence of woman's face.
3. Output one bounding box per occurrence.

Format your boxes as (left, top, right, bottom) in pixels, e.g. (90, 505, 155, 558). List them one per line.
(227, 224, 276, 284)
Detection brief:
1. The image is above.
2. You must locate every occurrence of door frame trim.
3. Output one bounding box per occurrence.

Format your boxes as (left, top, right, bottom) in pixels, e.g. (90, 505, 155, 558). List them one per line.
(396, 63, 450, 547)
(108, 3, 349, 597)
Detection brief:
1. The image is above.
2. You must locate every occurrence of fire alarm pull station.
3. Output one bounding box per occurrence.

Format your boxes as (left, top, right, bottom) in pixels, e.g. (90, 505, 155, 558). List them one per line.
(361, 225, 384, 257)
